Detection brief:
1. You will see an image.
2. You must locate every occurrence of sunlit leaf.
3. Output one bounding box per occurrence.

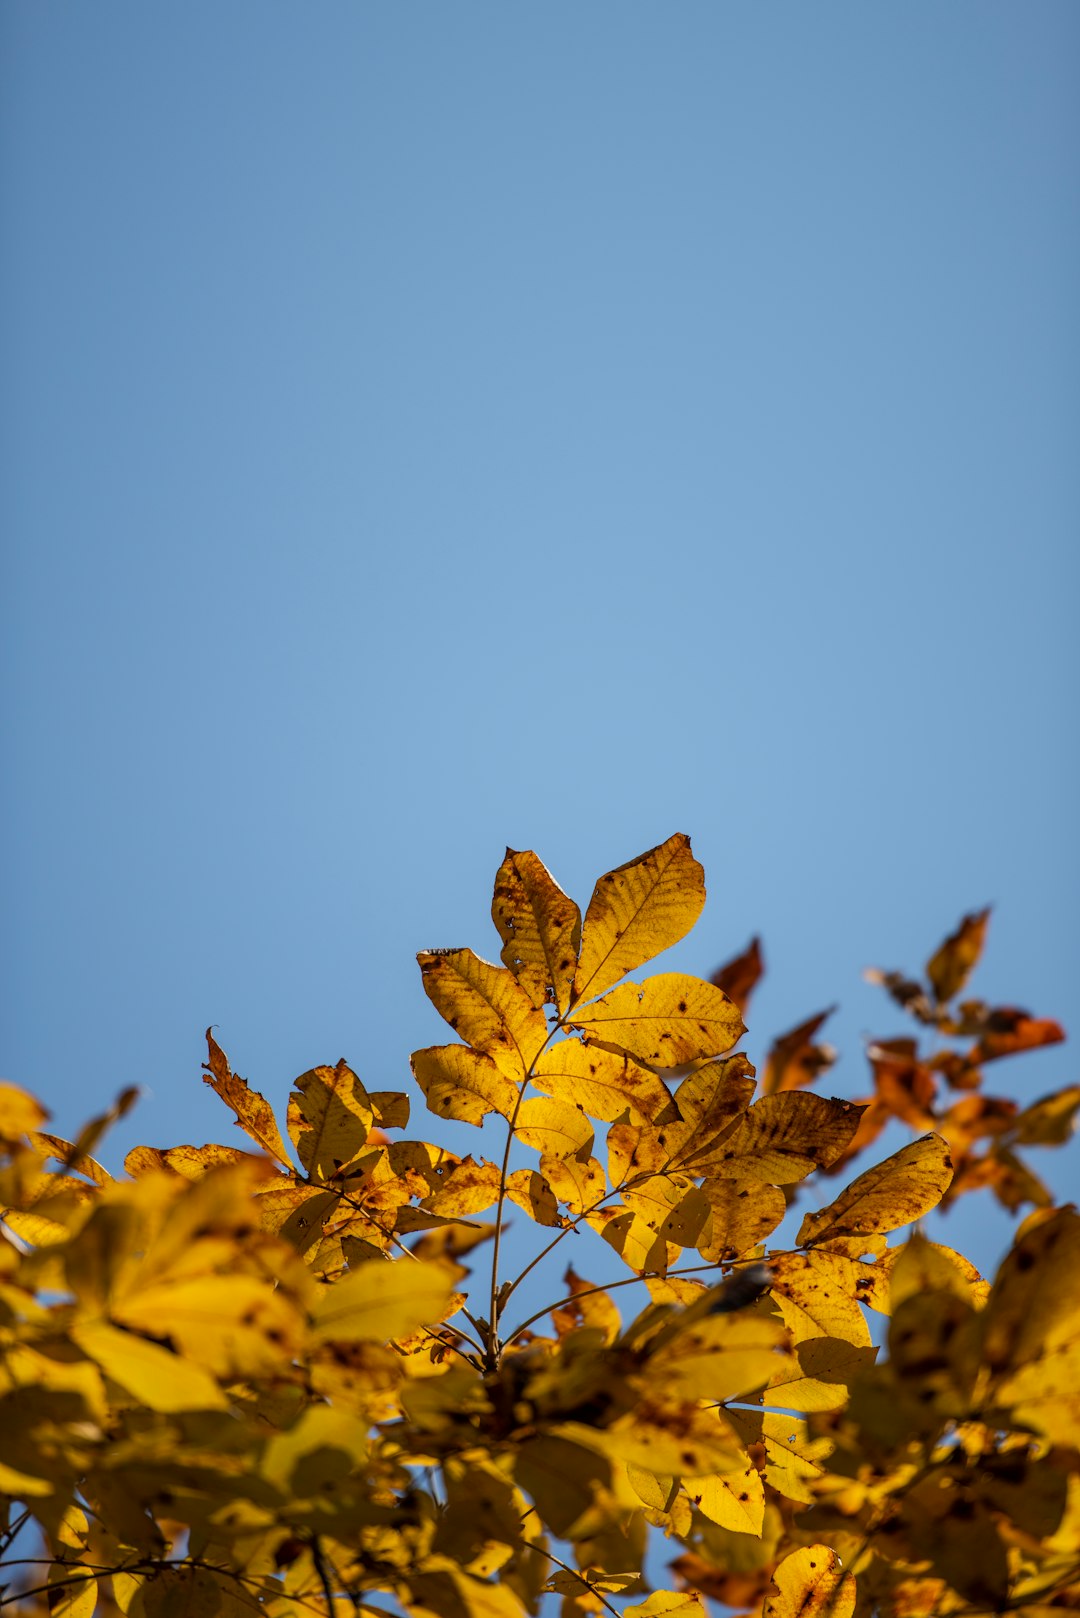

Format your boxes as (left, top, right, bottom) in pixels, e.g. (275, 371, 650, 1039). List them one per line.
(688, 1092, 863, 1181)
(418, 948, 550, 1080)
(411, 1044, 518, 1126)
(625, 1594, 705, 1618)
(423, 1157, 502, 1217)
(491, 847, 582, 1015)
(0, 1082, 49, 1140)
(202, 1031, 293, 1168)
(762, 1010, 836, 1096)
(710, 936, 764, 1016)
(697, 1178, 786, 1263)
(505, 1168, 563, 1227)
(541, 1153, 606, 1214)
(71, 1319, 227, 1411)
(570, 974, 744, 1069)
(765, 1544, 855, 1618)
(311, 1255, 453, 1342)
(797, 1135, 954, 1246)
(685, 1458, 764, 1534)
(286, 1060, 373, 1181)
(514, 1097, 594, 1160)
(1011, 1085, 1080, 1147)
(926, 909, 990, 1004)
(532, 1039, 675, 1124)
(573, 834, 706, 1007)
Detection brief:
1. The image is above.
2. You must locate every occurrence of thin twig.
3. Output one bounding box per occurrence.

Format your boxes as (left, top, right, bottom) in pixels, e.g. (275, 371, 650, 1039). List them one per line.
(523, 1540, 623, 1618)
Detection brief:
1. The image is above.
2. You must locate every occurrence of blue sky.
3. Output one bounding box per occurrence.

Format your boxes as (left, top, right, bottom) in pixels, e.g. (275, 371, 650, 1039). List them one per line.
(3, 3, 1077, 1293)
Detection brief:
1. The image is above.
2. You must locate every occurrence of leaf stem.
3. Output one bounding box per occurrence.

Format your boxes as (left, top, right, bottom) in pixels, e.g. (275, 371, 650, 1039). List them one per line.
(523, 1541, 624, 1618)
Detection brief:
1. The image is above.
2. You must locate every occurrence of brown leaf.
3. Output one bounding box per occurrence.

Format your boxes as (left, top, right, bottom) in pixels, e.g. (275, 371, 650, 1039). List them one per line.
(762, 1009, 837, 1096)
(710, 937, 764, 1016)
(201, 1031, 293, 1167)
(491, 847, 582, 1015)
(926, 908, 990, 1004)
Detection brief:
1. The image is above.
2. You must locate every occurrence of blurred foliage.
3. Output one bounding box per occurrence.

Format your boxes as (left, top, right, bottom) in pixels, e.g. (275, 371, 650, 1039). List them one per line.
(2, 835, 1077, 1618)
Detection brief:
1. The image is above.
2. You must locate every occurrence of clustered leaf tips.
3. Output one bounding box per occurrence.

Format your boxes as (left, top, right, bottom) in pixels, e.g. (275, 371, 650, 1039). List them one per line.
(1, 834, 1077, 1618)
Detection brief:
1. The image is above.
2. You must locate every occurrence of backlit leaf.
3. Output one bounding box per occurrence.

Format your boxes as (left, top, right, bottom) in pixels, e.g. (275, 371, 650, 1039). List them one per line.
(505, 1168, 563, 1227)
(710, 936, 764, 1016)
(202, 1031, 293, 1167)
(697, 1178, 786, 1262)
(688, 1092, 862, 1181)
(573, 834, 705, 1007)
(765, 1545, 855, 1618)
(797, 1134, 954, 1246)
(412, 1044, 518, 1126)
(570, 974, 744, 1069)
(926, 908, 990, 1004)
(541, 1152, 606, 1214)
(762, 1010, 837, 1096)
(625, 1595, 705, 1618)
(491, 847, 582, 1014)
(287, 1060, 373, 1180)
(514, 1096, 594, 1159)
(311, 1256, 453, 1342)
(685, 1459, 764, 1535)
(0, 1082, 49, 1140)
(532, 1039, 675, 1124)
(418, 948, 550, 1080)
(1011, 1085, 1080, 1146)
(71, 1319, 227, 1412)
(423, 1157, 502, 1217)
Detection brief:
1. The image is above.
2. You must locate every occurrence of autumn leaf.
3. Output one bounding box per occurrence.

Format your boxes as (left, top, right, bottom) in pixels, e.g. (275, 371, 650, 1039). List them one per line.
(762, 1009, 836, 1095)
(411, 1044, 518, 1125)
(686, 1092, 863, 1181)
(287, 1060, 373, 1180)
(418, 948, 550, 1080)
(202, 1030, 293, 1167)
(573, 834, 706, 1007)
(926, 908, 990, 1004)
(532, 1039, 675, 1124)
(765, 1545, 855, 1618)
(311, 1255, 453, 1342)
(569, 973, 744, 1068)
(491, 847, 582, 1014)
(514, 1096, 594, 1160)
(797, 1134, 954, 1246)
(710, 936, 765, 1015)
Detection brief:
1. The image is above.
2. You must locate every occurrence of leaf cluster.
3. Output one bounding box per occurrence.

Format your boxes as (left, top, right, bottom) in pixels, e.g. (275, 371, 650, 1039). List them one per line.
(1, 836, 1077, 1618)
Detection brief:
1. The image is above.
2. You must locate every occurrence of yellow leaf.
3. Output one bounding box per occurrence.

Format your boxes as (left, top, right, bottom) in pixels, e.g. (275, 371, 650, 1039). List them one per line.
(491, 847, 582, 1015)
(261, 1403, 371, 1494)
(513, 1435, 613, 1537)
(311, 1256, 453, 1342)
(114, 1273, 305, 1378)
(888, 1233, 983, 1311)
(541, 1153, 606, 1214)
(926, 908, 990, 1004)
(1011, 1085, 1080, 1147)
(505, 1168, 564, 1227)
(765, 1545, 855, 1618)
(573, 834, 706, 1006)
(625, 1595, 706, 1618)
(797, 1134, 954, 1246)
(129, 1566, 262, 1618)
(533, 1039, 676, 1123)
(763, 1335, 876, 1410)
(0, 1082, 49, 1140)
(646, 1313, 793, 1403)
(368, 1088, 411, 1130)
(411, 1044, 518, 1126)
(591, 1206, 670, 1274)
(286, 1061, 373, 1181)
(47, 1563, 97, 1618)
(514, 1096, 594, 1160)
(71, 1319, 226, 1411)
(30, 1132, 113, 1185)
(423, 1157, 502, 1216)
(689, 1092, 863, 1181)
(685, 1458, 764, 1534)
(570, 974, 744, 1069)
(562, 1400, 744, 1477)
(769, 1252, 872, 1347)
(697, 1178, 786, 1262)
(202, 1031, 293, 1167)
(418, 948, 550, 1080)
(124, 1143, 253, 1180)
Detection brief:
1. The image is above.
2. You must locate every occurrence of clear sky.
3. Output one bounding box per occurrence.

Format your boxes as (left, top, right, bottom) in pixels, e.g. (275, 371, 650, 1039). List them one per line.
(3, 3, 1077, 1292)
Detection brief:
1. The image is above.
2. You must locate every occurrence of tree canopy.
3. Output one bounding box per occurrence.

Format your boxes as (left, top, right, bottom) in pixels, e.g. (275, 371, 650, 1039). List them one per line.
(2, 835, 1078, 1618)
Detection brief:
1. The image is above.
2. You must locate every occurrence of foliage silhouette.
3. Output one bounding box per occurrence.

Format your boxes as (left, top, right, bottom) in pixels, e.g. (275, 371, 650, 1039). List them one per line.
(2, 835, 1078, 1618)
